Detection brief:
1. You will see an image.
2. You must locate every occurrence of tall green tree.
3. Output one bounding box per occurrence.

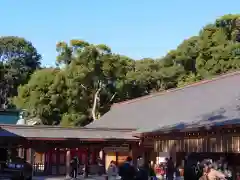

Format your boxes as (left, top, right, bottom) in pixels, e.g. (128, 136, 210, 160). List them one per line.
(13, 68, 62, 125)
(0, 36, 41, 108)
(60, 40, 127, 123)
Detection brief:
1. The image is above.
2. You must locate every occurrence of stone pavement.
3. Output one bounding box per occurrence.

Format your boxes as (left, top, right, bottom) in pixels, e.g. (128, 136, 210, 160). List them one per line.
(33, 175, 107, 180)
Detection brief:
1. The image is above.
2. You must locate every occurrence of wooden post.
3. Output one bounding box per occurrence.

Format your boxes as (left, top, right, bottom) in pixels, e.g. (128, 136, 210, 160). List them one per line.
(29, 148, 34, 163)
(65, 149, 71, 179)
(29, 148, 35, 176)
(18, 148, 21, 158)
(18, 148, 23, 158)
(87, 147, 90, 174)
(23, 148, 27, 161)
(102, 150, 106, 174)
(99, 148, 106, 174)
(48, 150, 52, 174)
(116, 152, 119, 166)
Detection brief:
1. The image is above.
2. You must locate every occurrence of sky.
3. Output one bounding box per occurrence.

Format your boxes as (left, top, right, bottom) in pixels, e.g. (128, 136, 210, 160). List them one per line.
(1, 0, 240, 67)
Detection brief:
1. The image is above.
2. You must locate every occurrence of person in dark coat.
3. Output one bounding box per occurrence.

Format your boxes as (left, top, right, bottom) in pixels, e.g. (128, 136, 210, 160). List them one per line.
(118, 156, 136, 180)
(135, 158, 148, 180)
(166, 157, 174, 180)
(184, 153, 202, 180)
(70, 157, 78, 178)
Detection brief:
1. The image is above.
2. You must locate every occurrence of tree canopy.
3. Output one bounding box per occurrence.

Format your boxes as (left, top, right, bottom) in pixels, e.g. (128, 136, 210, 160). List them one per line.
(10, 14, 240, 126)
(0, 36, 41, 108)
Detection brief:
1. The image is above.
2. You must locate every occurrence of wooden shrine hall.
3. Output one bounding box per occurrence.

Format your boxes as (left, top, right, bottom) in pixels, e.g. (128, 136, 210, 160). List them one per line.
(0, 124, 141, 176)
(2, 71, 240, 176)
(88, 71, 240, 165)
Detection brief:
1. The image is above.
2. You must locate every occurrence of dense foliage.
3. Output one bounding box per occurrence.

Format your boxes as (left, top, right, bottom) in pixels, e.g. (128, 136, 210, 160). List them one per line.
(0, 36, 41, 109)
(7, 14, 240, 126)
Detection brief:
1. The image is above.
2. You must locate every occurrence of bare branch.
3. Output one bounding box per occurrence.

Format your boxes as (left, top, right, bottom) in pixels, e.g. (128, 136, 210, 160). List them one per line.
(80, 84, 87, 90)
(108, 92, 117, 103)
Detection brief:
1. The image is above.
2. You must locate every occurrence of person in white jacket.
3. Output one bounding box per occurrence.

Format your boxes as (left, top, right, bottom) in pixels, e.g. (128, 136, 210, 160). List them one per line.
(107, 161, 118, 180)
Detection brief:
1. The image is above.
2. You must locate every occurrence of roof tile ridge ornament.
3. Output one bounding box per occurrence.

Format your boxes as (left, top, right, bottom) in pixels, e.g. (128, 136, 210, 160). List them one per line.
(112, 70, 240, 107)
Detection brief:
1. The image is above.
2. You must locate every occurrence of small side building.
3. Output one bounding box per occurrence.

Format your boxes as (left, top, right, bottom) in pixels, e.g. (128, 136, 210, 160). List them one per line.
(0, 109, 21, 124)
(0, 124, 140, 176)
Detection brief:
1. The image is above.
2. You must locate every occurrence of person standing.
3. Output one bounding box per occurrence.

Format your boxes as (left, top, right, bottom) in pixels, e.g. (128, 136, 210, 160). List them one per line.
(166, 157, 174, 180)
(165, 158, 169, 180)
(70, 157, 78, 179)
(107, 161, 118, 180)
(118, 156, 136, 180)
(148, 161, 157, 180)
(97, 157, 104, 175)
(135, 159, 148, 180)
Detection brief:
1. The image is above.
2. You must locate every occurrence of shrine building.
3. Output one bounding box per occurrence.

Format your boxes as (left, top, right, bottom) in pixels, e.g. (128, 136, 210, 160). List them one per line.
(1, 71, 240, 176)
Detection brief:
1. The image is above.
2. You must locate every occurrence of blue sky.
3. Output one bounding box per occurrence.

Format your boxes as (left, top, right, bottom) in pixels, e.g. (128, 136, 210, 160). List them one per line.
(1, 0, 239, 66)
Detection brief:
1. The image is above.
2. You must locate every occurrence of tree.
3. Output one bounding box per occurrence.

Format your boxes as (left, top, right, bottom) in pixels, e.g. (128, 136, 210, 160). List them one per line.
(0, 36, 41, 108)
(60, 41, 125, 123)
(13, 68, 63, 125)
(13, 14, 240, 127)
(14, 40, 131, 126)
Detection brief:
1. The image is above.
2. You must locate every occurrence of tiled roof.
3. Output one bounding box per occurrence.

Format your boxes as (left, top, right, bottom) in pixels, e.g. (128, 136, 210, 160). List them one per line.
(87, 71, 240, 131)
(140, 98, 240, 134)
(0, 125, 138, 140)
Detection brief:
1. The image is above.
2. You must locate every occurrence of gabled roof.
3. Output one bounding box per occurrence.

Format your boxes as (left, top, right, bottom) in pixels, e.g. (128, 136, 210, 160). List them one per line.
(86, 71, 240, 131)
(0, 124, 138, 141)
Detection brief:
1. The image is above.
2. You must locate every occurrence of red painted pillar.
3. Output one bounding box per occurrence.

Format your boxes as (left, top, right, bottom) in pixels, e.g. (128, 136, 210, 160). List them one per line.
(83, 147, 90, 178)
(56, 148, 60, 175)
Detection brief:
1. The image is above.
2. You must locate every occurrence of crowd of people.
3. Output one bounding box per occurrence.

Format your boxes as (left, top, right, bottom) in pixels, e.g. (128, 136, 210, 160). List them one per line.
(108, 155, 235, 180)
(106, 156, 184, 180)
(184, 155, 235, 180)
(108, 156, 157, 180)
(69, 154, 238, 180)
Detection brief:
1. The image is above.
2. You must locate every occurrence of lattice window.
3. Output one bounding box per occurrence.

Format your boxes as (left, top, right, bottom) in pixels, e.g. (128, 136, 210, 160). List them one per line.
(209, 138, 217, 152)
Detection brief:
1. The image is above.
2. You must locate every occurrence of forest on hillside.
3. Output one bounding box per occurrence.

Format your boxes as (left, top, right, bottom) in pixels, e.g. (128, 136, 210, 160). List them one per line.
(1, 14, 240, 126)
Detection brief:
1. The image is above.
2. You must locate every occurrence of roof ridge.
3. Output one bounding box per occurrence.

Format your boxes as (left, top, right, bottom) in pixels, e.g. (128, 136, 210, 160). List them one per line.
(113, 70, 240, 107)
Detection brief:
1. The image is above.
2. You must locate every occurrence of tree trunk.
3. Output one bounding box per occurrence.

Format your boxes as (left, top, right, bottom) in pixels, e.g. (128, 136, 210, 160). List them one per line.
(92, 88, 102, 121)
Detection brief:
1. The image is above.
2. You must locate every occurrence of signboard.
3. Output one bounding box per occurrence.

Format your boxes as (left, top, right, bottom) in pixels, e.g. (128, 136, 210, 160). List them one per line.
(103, 145, 129, 152)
